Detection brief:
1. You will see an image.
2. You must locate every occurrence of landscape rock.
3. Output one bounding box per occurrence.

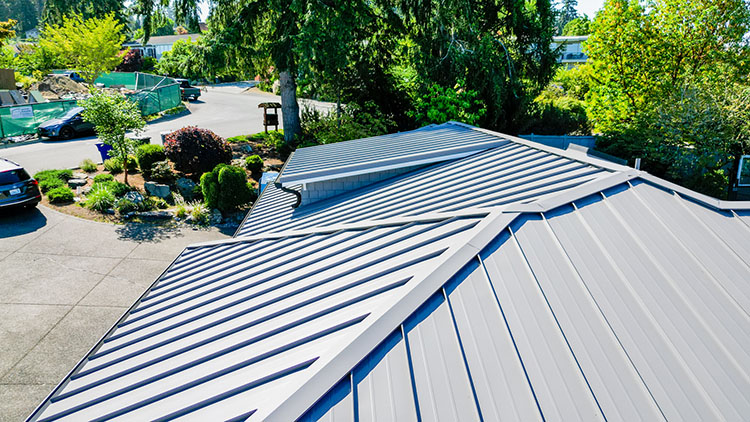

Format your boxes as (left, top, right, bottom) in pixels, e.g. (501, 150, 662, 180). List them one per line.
(210, 209, 222, 225)
(175, 177, 197, 199)
(103, 208, 115, 215)
(241, 144, 253, 154)
(67, 178, 87, 187)
(123, 191, 144, 204)
(144, 181, 171, 198)
(72, 172, 88, 180)
(137, 210, 174, 220)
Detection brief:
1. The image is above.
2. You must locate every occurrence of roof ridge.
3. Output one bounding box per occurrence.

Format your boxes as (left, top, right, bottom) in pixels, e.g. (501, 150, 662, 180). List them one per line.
(445, 121, 631, 173)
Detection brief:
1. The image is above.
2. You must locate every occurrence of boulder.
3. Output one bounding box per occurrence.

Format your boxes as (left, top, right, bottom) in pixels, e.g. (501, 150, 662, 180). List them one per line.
(67, 178, 87, 187)
(175, 177, 197, 199)
(72, 171, 88, 180)
(210, 209, 222, 225)
(137, 210, 174, 220)
(144, 181, 171, 198)
(241, 144, 253, 154)
(123, 191, 144, 204)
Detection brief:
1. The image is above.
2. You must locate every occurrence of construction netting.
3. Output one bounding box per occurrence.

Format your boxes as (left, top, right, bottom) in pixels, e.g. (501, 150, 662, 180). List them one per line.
(0, 72, 182, 138)
(0, 100, 78, 138)
(96, 72, 182, 115)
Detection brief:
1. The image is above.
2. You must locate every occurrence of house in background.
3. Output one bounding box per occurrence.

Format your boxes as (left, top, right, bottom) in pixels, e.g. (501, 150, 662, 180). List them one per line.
(123, 33, 201, 60)
(28, 122, 750, 421)
(552, 35, 589, 68)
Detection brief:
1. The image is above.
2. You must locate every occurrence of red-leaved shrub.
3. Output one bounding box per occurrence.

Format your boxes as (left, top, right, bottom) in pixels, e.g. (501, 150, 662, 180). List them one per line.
(163, 127, 232, 175)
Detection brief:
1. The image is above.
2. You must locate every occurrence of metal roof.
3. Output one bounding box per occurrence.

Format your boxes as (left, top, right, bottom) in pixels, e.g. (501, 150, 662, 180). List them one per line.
(276, 122, 510, 185)
(28, 123, 750, 421)
(238, 140, 614, 237)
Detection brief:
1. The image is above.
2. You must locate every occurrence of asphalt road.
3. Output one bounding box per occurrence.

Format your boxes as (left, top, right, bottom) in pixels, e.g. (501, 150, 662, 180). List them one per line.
(1, 84, 333, 175)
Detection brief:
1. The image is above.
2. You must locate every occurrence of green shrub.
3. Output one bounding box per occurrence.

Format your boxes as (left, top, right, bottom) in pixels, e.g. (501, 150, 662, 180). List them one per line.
(115, 198, 138, 214)
(136, 144, 166, 179)
(148, 196, 169, 209)
(96, 180, 131, 197)
(227, 135, 250, 143)
(85, 184, 116, 211)
(80, 158, 97, 173)
(244, 155, 263, 179)
(47, 186, 75, 204)
(103, 158, 123, 174)
(200, 164, 255, 212)
(175, 205, 188, 219)
(299, 103, 394, 149)
(188, 201, 210, 225)
(93, 173, 114, 184)
(149, 160, 176, 184)
(34, 169, 73, 182)
(125, 155, 138, 173)
(39, 177, 64, 193)
(164, 126, 232, 174)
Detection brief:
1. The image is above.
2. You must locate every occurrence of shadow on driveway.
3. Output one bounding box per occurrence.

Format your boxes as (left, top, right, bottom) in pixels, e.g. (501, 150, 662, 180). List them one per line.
(115, 223, 185, 243)
(0, 207, 47, 238)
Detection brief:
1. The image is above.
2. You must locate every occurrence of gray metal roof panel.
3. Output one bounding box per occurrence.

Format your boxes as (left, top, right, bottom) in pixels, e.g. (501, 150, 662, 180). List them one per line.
(277, 123, 509, 184)
(29, 216, 483, 422)
(238, 143, 612, 237)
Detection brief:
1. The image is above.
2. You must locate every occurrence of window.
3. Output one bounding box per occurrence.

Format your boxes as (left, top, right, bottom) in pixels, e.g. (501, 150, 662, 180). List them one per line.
(738, 156, 750, 186)
(0, 169, 30, 185)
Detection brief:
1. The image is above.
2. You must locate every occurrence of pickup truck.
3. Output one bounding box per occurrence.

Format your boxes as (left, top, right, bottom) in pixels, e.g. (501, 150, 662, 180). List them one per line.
(176, 79, 201, 101)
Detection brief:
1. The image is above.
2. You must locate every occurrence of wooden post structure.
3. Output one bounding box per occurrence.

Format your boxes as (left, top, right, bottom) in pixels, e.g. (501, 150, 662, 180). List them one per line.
(258, 102, 281, 133)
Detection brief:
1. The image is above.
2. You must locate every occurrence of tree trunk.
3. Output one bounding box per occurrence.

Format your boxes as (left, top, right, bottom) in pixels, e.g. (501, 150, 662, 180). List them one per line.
(279, 70, 301, 144)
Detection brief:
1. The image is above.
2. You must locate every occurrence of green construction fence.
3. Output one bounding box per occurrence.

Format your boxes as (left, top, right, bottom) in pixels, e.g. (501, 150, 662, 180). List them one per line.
(0, 72, 181, 138)
(0, 100, 79, 138)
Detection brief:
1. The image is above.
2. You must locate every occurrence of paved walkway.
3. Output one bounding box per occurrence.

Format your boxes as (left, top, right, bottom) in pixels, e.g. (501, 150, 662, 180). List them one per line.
(0, 206, 231, 421)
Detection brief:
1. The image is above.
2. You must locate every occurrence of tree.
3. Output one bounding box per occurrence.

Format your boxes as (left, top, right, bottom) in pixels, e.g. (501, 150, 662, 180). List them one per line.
(586, 0, 750, 134)
(562, 15, 590, 35)
(42, 0, 123, 26)
(79, 89, 146, 185)
(0, 0, 42, 34)
(397, 0, 558, 133)
(134, 0, 200, 43)
(0, 18, 15, 45)
(39, 13, 125, 83)
(556, 0, 579, 34)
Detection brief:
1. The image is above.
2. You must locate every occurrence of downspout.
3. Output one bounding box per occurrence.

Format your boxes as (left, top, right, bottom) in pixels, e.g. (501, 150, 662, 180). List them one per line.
(276, 182, 302, 208)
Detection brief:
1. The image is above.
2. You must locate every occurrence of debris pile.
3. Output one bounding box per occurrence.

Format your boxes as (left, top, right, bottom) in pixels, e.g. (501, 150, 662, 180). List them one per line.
(29, 75, 90, 100)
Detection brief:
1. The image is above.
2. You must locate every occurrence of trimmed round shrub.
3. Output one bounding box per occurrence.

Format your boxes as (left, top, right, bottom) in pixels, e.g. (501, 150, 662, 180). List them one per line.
(39, 177, 64, 193)
(47, 186, 75, 204)
(149, 160, 176, 184)
(80, 159, 97, 173)
(244, 155, 263, 179)
(85, 184, 116, 211)
(136, 144, 166, 179)
(200, 164, 255, 212)
(103, 158, 123, 174)
(93, 173, 114, 184)
(125, 155, 138, 173)
(164, 127, 232, 175)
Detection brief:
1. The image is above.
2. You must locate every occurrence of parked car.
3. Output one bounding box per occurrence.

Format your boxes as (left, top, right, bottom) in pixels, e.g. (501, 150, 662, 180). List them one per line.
(57, 71, 85, 83)
(37, 107, 95, 140)
(176, 79, 201, 101)
(0, 158, 40, 209)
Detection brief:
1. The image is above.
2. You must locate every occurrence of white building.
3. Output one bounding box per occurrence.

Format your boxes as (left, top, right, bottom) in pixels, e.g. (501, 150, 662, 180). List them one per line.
(124, 33, 201, 60)
(551, 35, 589, 68)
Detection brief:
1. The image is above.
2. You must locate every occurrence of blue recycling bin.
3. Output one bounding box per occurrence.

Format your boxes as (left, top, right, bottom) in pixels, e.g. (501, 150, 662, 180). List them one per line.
(95, 142, 113, 162)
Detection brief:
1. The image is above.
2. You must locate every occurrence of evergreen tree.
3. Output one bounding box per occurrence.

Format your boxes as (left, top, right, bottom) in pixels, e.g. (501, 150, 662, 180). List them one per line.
(42, 0, 124, 26)
(555, 0, 579, 34)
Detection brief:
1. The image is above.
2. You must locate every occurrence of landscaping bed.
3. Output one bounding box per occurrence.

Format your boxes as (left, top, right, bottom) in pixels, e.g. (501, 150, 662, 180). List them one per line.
(35, 127, 281, 229)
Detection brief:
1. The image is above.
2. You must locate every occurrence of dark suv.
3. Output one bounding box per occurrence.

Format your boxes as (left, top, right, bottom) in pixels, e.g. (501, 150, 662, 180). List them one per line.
(0, 158, 41, 209)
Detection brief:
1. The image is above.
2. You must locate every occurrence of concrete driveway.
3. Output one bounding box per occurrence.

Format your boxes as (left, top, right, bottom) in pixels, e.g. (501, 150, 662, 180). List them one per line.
(1, 84, 333, 175)
(0, 206, 231, 421)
